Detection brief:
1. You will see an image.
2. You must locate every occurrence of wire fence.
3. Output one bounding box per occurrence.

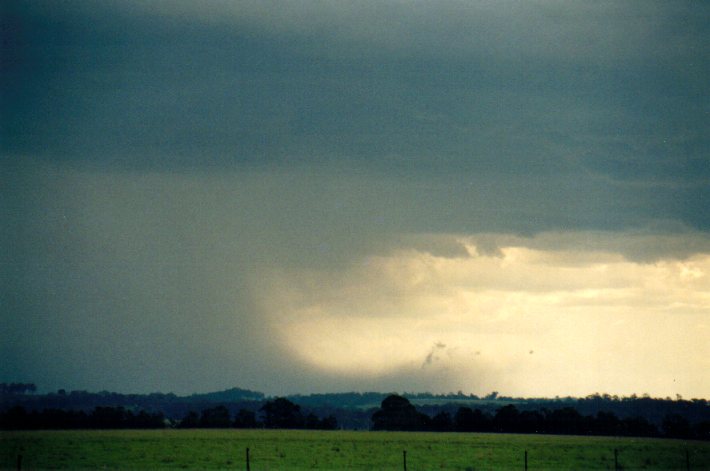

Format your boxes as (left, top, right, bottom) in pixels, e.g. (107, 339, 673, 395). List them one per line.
(15, 446, 696, 471)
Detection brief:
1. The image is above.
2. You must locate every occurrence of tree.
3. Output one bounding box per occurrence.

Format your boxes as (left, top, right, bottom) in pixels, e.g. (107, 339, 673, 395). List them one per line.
(493, 404, 521, 433)
(693, 421, 710, 441)
(662, 414, 691, 439)
(371, 395, 427, 431)
(178, 411, 200, 428)
(621, 416, 657, 437)
(132, 410, 165, 428)
(0, 406, 29, 429)
(305, 413, 321, 429)
(200, 406, 231, 428)
(233, 409, 258, 428)
(319, 415, 338, 430)
(518, 410, 544, 434)
(544, 407, 585, 435)
(0, 383, 37, 395)
(260, 398, 304, 429)
(594, 411, 620, 436)
(454, 407, 490, 432)
(89, 406, 130, 428)
(430, 411, 453, 431)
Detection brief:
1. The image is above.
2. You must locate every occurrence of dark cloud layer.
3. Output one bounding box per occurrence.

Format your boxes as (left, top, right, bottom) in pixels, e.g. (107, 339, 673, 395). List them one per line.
(3, 1, 708, 230)
(1, 1, 709, 395)
(3, 2, 708, 177)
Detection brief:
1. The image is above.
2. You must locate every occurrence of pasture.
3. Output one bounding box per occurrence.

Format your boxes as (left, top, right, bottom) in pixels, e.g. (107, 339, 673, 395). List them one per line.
(1, 429, 708, 470)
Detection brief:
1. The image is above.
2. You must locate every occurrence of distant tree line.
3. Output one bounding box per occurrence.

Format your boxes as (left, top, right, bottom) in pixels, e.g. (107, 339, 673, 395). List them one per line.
(0, 386, 265, 422)
(0, 398, 337, 431)
(0, 405, 165, 429)
(372, 395, 710, 440)
(178, 398, 337, 430)
(0, 383, 37, 395)
(2, 385, 708, 436)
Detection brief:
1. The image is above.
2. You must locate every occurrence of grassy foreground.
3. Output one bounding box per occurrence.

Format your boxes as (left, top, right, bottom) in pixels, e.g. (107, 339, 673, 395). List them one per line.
(1, 429, 708, 470)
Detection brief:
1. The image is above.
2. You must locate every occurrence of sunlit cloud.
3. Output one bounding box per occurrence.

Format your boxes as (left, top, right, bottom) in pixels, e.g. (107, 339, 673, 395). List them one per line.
(256, 234, 710, 397)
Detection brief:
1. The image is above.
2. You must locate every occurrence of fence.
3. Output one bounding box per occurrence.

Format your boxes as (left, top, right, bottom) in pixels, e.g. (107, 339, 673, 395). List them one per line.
(13, 446, 698, 470)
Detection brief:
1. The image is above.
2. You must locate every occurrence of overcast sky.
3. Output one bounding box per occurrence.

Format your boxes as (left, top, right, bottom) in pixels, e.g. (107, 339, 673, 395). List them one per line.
(2, 1, 709, 398)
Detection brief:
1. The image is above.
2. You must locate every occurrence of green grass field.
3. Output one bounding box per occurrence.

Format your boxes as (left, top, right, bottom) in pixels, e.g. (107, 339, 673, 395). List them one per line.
(1, 429, 708, 470)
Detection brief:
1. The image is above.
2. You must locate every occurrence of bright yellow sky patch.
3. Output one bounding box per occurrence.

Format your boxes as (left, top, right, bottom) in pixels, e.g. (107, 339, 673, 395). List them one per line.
(256, 233, 710, 398)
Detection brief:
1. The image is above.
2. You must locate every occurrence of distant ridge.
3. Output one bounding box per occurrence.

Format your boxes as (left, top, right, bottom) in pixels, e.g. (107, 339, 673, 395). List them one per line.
(2, 384, 708, 433)
(187, 387, 264, 402)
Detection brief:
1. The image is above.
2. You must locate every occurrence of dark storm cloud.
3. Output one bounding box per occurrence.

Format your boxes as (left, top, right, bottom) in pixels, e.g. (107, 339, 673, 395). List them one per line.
(3, 1, 708, 185)
(3, 0, 708, 234)
(2, 1, 709, 395)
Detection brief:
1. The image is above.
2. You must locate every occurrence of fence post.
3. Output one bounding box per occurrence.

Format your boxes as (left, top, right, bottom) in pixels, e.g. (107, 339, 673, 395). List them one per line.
(16, 454, 22, 471)
(403, 450, 407, 471)
(686, 449, 690, 471)
(246, 447, 250, 471)
(614, 449, 618, 471)
(524, 450, 528, 471)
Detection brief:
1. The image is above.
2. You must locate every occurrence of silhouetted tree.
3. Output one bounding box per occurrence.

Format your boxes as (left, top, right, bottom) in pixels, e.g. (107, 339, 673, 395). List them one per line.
(454, 407, 491, 432)
(494, 404, 521, 433)
(319, 415, 338, 430)
(518, 410, 544, 434)
(545, 407, 587, 435)
(200, 405, 231, 428)
(178, 411, 200, 428)
(621, 416, 658, 437)
(260, 398, 304, 429)
(40, 408, 88, 428)
(90, 406, 130, 428)
(693, 421, 710, 441)
(663, 413, 691, 439)
(233, 409, 258, 428)
(371, 395, 427, 431)
(430, 411, 453, 431)
(132, 410, 165, 428)
(594, 411, 621, 436)
(0, 406, 29, 429)
(305, 413, 321, 429)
